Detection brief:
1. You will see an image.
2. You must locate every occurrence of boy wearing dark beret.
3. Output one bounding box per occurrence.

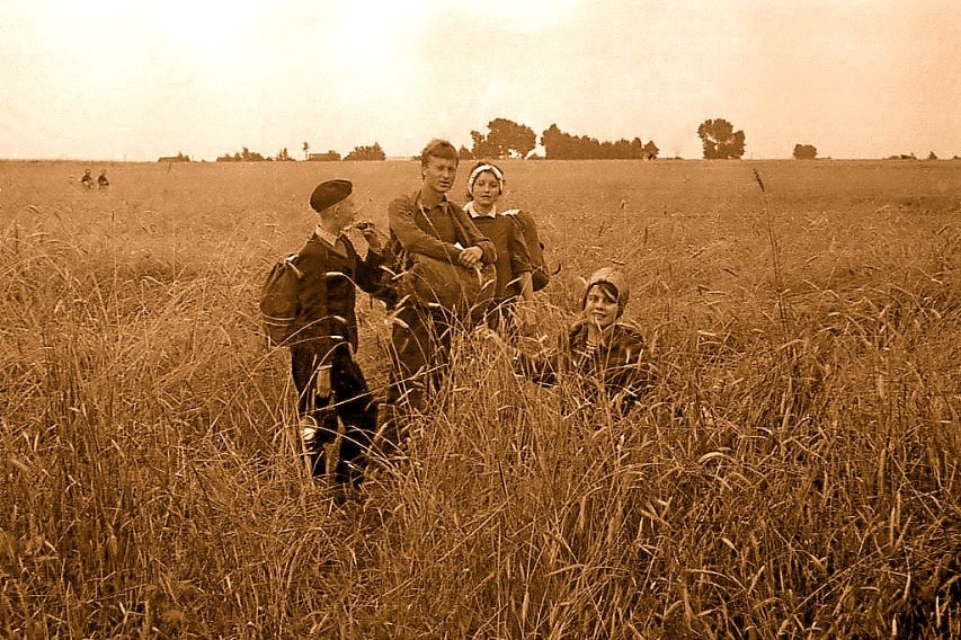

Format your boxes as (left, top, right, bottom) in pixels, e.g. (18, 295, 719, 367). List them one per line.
(290, 179, 386, 488)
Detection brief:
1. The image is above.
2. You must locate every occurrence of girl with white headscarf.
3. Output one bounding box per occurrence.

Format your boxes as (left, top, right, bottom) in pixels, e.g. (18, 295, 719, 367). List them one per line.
(463, 161, 534, 331)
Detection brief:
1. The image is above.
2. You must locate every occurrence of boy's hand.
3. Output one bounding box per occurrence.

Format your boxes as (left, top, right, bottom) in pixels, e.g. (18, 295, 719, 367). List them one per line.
(458, 246, 483, 268)
(356, 221, 383, 251)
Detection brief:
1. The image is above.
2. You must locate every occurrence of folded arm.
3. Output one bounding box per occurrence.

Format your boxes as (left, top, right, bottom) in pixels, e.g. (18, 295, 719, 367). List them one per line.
(388, 196, 462, 262)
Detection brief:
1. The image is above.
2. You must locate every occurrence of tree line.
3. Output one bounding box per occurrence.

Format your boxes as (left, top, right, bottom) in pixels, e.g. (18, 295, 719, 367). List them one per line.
(461, 117, 745, 160)
(166, 116, 961, 163)
(194, 118, 741, 163)
(459, 119, 660, 160)
(210, 142, 387, 163)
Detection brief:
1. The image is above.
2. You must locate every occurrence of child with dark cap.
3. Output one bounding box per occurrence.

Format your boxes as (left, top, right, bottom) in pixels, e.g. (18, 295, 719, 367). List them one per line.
(505, 267, 652, 419)
(289, 179, 386, 488)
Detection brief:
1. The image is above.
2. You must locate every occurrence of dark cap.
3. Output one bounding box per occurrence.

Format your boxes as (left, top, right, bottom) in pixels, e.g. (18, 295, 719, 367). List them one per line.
(310, 179, 353, 213)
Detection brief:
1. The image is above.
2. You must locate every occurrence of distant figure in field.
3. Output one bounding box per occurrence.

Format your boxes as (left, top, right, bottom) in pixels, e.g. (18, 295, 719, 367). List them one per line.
(462, 161, 534, 334)
(80, 169, 94, 190)
(503, 267, 653, 419)
(98, 170, 109, 189)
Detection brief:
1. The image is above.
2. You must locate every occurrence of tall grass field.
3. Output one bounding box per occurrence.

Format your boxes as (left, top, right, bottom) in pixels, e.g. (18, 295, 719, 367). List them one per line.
(2, 158, 961, 638)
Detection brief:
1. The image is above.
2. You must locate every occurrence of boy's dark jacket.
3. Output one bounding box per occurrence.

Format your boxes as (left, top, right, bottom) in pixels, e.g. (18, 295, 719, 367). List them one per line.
(292, 232, 384, 357)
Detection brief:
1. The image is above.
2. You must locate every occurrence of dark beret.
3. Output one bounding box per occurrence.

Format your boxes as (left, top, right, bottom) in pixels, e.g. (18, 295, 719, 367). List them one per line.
(309, 179, 353, 213)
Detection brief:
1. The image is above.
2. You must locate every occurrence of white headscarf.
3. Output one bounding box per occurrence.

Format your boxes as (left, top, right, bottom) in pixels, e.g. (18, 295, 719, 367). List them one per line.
(467, 163, 505, 196)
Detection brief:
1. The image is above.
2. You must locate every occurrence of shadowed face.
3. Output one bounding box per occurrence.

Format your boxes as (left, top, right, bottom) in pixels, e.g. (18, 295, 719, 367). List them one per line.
(328, 195, 357, 231)
(584, 283, 619, 330)
(422, 155, 458, 196)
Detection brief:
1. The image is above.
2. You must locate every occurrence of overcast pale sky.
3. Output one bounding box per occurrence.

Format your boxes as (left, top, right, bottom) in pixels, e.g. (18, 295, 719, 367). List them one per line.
(1, 0, 959, 161)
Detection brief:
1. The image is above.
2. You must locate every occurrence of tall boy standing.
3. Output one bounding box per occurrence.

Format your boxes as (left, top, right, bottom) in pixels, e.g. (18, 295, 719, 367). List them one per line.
(384, 139, 497, 421)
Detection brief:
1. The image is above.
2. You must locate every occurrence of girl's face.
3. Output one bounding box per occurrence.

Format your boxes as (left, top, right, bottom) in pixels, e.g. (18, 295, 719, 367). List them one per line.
(470, 171, 501, 209)
(584, 284, 619, 330)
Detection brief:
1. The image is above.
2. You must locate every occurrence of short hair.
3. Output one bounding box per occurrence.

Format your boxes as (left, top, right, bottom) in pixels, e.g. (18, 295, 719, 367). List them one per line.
(420, 139, 459, 168)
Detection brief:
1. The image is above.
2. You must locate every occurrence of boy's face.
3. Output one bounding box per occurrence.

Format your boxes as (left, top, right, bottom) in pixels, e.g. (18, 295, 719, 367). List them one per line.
(584, 284, 619, 330)
(330, 196, 357, 231)
(422, 155, 458, 196)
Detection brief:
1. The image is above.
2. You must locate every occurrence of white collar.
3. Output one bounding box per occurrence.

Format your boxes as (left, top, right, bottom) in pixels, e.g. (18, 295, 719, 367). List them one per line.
(465, 201, 498, 219)
(313, 224, 344, 250)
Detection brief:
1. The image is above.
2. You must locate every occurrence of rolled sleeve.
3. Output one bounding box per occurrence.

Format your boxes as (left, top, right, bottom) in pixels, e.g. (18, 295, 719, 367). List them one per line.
(451, 206, 497, 265)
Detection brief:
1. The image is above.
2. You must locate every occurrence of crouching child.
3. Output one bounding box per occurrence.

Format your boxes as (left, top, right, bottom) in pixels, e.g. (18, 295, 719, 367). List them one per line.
(509, 267, 653, 421)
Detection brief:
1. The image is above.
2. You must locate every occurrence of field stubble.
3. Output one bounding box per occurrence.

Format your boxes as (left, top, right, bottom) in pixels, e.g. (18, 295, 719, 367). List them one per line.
(2, 159, 961, 638)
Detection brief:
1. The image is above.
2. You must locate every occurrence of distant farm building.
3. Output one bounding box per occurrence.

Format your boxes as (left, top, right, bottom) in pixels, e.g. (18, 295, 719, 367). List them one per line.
(308, 151, 341, 162)
(158, 154, 191, 163)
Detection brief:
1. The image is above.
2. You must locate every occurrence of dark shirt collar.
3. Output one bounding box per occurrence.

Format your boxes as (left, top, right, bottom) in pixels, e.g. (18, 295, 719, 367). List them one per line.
(414, 189, 452, 215)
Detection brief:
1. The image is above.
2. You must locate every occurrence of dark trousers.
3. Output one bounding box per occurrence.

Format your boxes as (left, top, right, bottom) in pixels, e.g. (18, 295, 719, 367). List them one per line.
(386, 304, 453, 418)
(291, 343, 377, 484)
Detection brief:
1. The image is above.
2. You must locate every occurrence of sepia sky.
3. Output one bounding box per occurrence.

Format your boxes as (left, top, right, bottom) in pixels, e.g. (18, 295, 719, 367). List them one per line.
(1, 0, 959, 161)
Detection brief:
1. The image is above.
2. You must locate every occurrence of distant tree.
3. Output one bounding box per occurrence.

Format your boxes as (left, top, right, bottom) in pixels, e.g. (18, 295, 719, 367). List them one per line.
(241, 147, 268, 161)
(610, 138, 632, 159)
(541, 124, 574, 159)
(275, 147, 294, 161)
(302, 141, 310, 160)
(540, 124, 658, 160)
(697, 118, 746, 159)
(344, 142, 386, 161)
(793, 144, 818, 160)
(491, 118, 537, 158)
(927, 151, 938, 160)
(472, 118, 536, 159)
(216, 147, 268, 162)
(470, 130, 495, 159)
(458, 145, 473, 161)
